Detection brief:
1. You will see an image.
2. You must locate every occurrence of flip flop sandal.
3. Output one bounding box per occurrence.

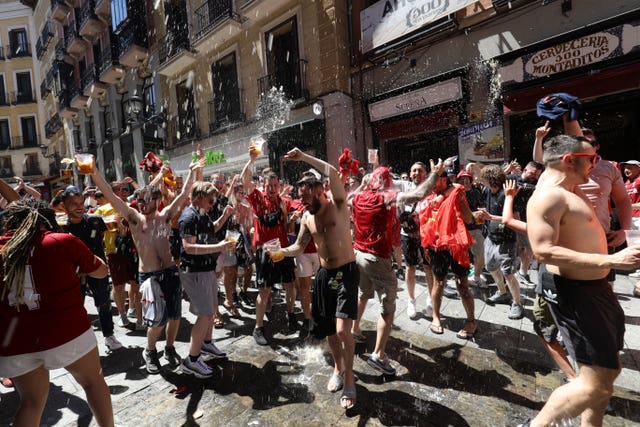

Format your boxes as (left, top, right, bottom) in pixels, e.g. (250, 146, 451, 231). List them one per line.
(223, 302, 240, 317)
(456, 319, 477, 339)
(351, 332, 367, 343)
(327, 372, 344, 393)
(340, 385, 356, 410)
(429, 323, 444, 335)
(213, 315, 224, 328)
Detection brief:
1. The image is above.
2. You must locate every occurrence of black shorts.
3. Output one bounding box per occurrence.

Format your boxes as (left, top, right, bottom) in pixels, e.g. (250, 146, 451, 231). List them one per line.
(139, 265, 182, 321)
(428, 248, 469, 280)
(541, 271, 625, 369)
(255, 247, 295, 288)
(170, 228, 181, 261)
(310, 262, 359, 340)
(401, 235, 425, 266)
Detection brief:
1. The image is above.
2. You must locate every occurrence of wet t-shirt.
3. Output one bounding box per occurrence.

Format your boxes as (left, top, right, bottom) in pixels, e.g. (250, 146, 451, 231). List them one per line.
(179, 206, 217, 272)
(247, 189, 290, 248)
(352, 190, 397, 258)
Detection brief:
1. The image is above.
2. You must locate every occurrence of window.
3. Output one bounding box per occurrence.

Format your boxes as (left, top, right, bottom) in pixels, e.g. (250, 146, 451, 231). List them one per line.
(144, 80, 156, 118)
(264, 16, 303, 100)
(111, 0, 128, 30)
(0, 75, 6, 105)
(16, 72, 33, 103)
(0, 119, 10, 149)
(21, 116, 37, 147)
(9, 28, 28, 57)
(211, 52, 242, 129)
(0, 157, 12, 177)
(176, 80, 196, 139)
(24, 153, 40, 176)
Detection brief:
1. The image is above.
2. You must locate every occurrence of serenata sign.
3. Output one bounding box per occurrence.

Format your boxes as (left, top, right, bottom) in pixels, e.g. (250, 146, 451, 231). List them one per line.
(499, 21, 640, 85)
(361, 0, 475, 54)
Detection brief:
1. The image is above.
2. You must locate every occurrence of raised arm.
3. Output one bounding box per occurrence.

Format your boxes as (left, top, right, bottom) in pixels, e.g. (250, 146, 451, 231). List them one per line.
(241, 148, 258, 190)
(532, 121, 550, 163)
(162, 159, 203, 219)
(90, 166, 139, 225)
(284, 147, 346, 204)
(397, 158, 444, 204)
(502, 180, 526, 234)
(14, 176, 42, 199)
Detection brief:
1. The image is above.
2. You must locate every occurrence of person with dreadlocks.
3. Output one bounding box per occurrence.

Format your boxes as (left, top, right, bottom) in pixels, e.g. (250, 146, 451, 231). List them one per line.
(0, 197, 112, 426)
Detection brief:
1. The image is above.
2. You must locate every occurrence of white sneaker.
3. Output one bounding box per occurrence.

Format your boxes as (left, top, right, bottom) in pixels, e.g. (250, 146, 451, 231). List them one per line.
(105, 335, 123, 351)
(117, 315, 130, 328)
(424, 300, 433, 318)
(629, 270, 640, 278)
(407, 299, 418, 320)
(180, 356, 214, 378)
(127, 308, 136, 318)
(470, 275, 488, 288)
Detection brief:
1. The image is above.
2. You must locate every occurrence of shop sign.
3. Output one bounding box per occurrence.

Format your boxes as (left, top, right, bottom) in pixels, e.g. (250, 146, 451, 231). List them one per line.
(457, 119, 504, 164)
(361, 0, 475, 54)
(499, 21, 639, 85)
(368, 77, 462, 122)
(191, 150, 226, 166)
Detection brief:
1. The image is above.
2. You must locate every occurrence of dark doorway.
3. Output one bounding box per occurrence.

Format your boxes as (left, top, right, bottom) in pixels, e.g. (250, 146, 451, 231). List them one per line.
(383, 128, 459, 175)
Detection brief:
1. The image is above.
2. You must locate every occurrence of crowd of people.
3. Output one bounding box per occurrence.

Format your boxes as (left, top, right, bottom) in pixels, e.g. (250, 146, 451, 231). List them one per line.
(1, 94, 640, 426)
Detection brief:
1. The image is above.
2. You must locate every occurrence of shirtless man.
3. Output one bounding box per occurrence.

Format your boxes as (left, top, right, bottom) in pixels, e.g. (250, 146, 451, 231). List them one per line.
(88, 159, 203, 374)
(523, 134, 640, 427)
(268, 148, 358, 410)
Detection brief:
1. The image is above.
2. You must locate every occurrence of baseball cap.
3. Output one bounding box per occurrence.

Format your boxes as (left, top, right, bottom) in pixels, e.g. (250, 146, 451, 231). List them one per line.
(621, 160, 640, 167)
(456, 171, 474, 181)
(61, 185, 82, 200)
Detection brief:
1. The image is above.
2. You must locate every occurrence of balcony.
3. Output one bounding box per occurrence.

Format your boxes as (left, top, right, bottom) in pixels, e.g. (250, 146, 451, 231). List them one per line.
(36, 21, 56, 60)
(51, 0, 70, 22)
(192, 0, 243, 55)
(79, 0, 104, 41)
(6, 42, 31, 59)
(57, 89, 78, 119)
(167, 116, 199, 147)
(258, 59, 309, 102)
(13, 90, 36, 104)
(81, 64, 107, 97)
(69, 80, 88, 109)
(97, 44, 124, 84)
(8, 135, 40, 149)
(115, 17, 148, 67)
(41, 72, 54, 100)
(207, 99, 245, 134)
(157, 28, 196, 76)
(64, 23, 86, 57)
(45, 113, 63, 138)
(95, 0, 110, 20)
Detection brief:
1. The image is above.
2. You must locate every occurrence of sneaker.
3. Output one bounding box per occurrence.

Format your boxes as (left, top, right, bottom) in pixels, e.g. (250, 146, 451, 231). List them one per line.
(442, 285, 458, 299)
(423, 301, 433, 318)
(135, 321, 146, 331)
(127, 308, 137, 318)
(180, 356, 214, 379)
(515, 270, 531, 284)
(201, 341, 227, 359)
(486, 290, 511, 305)
(396, 268, 405, 281)
(164, 346, 182, 366)
(470, 275, 488, 288)
(629, 270, 640, 278)
(105, 335, 123, 351)
(253, 327, 268, 346)
(117, 315, 130, 328)
(407, 299, 417, 320)
(367, 354, 397, 375)
(508, 303, 524, 320)
(288, 312, 298, 332)
(143, 349, 161, 374)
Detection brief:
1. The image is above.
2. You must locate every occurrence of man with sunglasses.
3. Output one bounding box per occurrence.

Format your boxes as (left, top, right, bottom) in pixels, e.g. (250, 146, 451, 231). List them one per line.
(88, 158, 203, 374)
(523, 134, 640, 427)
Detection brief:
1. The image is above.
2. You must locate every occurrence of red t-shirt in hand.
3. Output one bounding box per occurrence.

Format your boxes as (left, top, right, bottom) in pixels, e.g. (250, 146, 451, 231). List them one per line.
(351, 190, 398, 259)
(247, 188, 290, 248)
(625, 176, 640, 218)
(289, 198, 317, 254)
(0, 231, 103, 356)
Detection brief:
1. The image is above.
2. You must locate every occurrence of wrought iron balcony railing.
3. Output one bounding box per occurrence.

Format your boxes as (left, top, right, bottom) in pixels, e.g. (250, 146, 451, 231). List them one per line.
(6, 42, 31, 58)
(157, 27, 191, 65)
(258, 59, 309, 102)
(193, 0, 233, 40)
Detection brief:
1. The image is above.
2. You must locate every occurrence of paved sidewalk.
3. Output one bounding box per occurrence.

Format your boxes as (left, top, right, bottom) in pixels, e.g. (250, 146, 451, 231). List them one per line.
(1, 268, 639, 426)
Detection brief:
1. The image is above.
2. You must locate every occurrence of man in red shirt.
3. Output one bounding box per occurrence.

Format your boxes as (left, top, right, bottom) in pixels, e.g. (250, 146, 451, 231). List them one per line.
(241, 150, 296, 346)
(349, 161, 443, 375)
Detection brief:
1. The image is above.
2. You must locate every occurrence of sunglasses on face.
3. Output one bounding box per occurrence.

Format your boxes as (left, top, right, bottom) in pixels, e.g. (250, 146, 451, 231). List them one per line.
(562, 152, 598, 166)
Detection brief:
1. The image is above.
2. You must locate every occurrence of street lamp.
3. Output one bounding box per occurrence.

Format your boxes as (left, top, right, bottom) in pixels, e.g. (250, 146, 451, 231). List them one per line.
(123, 94, 145, 124)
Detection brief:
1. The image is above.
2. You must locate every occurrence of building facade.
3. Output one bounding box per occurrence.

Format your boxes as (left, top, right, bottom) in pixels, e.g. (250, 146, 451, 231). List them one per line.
(0, 0, 46, 184)
(350, 0, 640, 173)
(152, 0, 354, 181)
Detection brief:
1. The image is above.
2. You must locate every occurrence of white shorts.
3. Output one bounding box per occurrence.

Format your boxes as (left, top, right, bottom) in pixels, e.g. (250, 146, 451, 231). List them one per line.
(632, 217, 640, 230)
(295, 253, 320, 278)
(217, 250, 237, 268)
(0, 328, 96, 378)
